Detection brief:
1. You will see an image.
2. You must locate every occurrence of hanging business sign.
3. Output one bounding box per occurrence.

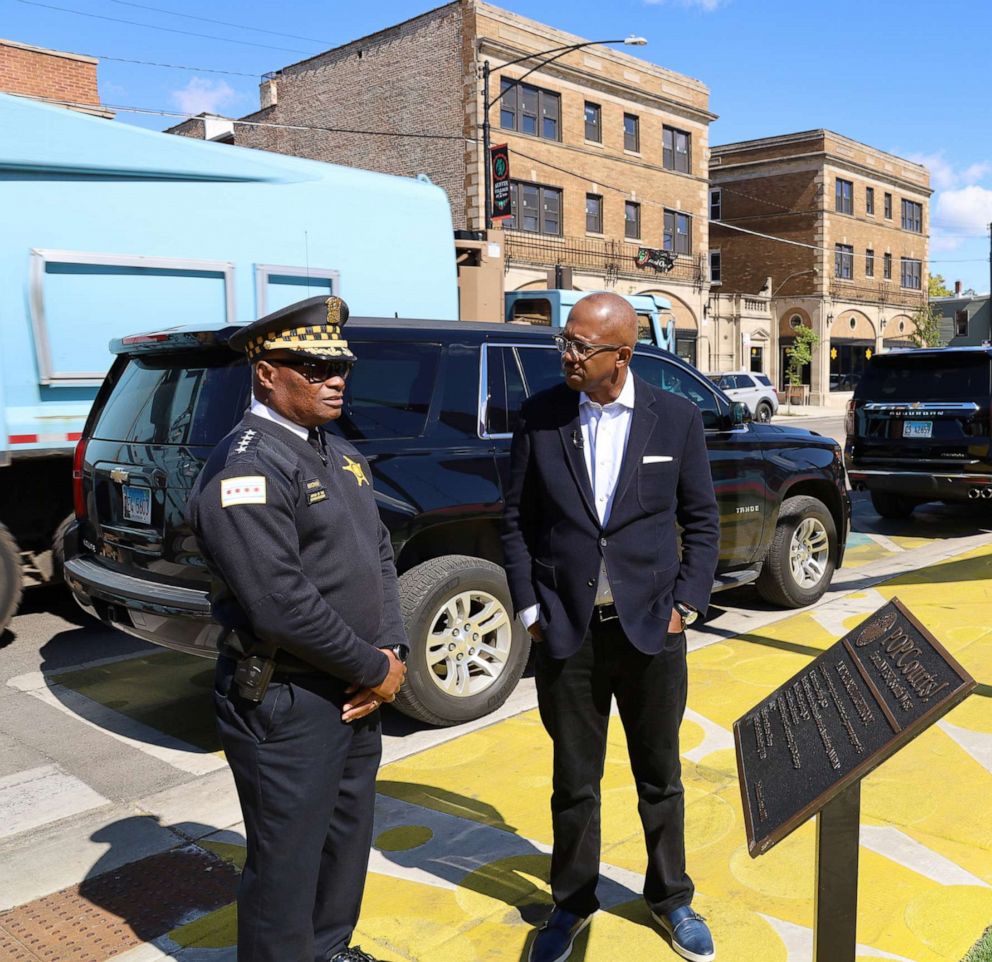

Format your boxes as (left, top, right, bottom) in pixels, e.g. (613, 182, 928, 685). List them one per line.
(490, 144, 511, 220)
(634, 247, 677, 273)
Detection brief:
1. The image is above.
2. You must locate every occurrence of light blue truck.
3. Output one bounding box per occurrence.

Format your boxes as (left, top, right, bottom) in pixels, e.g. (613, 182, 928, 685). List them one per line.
(0, 93, 458, 628)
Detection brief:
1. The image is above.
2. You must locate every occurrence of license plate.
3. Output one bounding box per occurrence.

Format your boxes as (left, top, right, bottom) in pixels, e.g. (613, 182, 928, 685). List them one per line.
(122, 484, 152, 524)
(903, 420, 933, 439)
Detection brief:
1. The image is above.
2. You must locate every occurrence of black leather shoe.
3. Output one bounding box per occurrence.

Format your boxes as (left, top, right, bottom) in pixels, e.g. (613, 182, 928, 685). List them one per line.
(528, 907, 592, 962)
(328, 947, 379, 962)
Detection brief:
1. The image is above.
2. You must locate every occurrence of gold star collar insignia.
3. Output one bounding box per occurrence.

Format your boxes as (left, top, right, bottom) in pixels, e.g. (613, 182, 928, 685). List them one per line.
(341, 456, 369, 487)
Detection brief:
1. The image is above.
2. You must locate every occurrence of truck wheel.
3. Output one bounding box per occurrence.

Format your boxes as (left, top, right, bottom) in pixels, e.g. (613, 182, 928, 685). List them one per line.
(870, 490, 916, 519)
(755, 401, 773, 423)
(0, 523, 24, 631)
(52, 513, 74, 584)
(394, 555, 530, 727)
(756, 496, 836, 608)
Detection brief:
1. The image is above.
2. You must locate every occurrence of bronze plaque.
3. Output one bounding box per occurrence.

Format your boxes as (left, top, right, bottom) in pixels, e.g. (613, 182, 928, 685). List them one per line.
(734, 597, 975, 856)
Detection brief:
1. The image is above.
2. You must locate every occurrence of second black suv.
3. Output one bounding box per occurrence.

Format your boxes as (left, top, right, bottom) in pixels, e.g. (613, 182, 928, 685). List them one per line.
(845, 346, 992, 517)
(64, 319, 850, 725)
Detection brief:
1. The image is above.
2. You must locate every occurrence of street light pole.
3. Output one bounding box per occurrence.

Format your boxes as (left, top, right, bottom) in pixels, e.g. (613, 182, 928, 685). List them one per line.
(481, 36, 647, 229)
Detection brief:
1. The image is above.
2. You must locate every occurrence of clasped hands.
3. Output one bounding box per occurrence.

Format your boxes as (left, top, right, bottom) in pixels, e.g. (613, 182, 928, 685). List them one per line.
(527, 606, 685, 642)
(343, 647, 406, 723)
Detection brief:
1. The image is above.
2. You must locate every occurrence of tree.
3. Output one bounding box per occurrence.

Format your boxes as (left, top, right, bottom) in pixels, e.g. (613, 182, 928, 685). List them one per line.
(784, 324, 820, 406)
(909, 304, 943, 348)
(928, 273, 952, 297)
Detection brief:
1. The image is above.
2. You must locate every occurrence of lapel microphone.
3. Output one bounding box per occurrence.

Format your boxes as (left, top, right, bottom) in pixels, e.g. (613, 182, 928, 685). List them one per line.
(571, 429, 584, 450)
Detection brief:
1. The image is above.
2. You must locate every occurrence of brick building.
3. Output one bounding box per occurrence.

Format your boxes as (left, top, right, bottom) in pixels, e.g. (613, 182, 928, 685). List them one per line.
(0, 38, 111, 117)
(168, 0, 716, 363)
(709, 130, 930, 404)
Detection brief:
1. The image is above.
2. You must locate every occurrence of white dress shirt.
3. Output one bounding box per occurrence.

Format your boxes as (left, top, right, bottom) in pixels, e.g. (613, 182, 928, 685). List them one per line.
(250, 397, 309, 441)
(520, 374, 635, 627)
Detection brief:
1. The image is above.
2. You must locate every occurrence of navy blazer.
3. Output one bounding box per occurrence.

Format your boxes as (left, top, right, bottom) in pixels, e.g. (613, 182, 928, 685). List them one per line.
(501, 373, 720, 659)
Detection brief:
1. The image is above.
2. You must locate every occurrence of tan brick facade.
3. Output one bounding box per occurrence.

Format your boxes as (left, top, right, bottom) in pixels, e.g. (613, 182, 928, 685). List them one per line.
(0, 39, 110, 117)
(710, 130, 931, 404)
(166, 1, 715, 354)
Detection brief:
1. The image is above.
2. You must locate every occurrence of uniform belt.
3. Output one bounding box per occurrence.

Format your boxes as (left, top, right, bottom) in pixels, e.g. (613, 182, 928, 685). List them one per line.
(592, 602, 619, 623)
(218, 646, 323, 677)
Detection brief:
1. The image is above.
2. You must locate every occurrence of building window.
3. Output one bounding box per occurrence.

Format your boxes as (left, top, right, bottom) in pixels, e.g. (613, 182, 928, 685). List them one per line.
(623, 113, 639, 152)
(956, 309, 969, 336)
(506, 181, 561, 235)
(835, 178, 854, 214)
(624, 201, 641, 240)
(584, 102, 601, 142)
(866, 187, 875, 216)
(790, 314, 804, 330)
(500, 79, 560, 141)
(709, 188, 722, 221)
(709, 250, 721, 284)
(900, 257, 922, 290)
(663, 126, 691, 173)
(901, 199, 923, 233)
(834, 243, 854, 279)
(865, 249, 874, 277)
(884, 192, 892, 219)
(586, 193, 603, 233)
(883, 252, 892, 279)
(663, 209, 691, 254)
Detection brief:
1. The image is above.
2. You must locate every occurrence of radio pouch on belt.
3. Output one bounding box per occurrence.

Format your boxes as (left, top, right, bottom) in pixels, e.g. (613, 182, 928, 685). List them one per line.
(231, 630, 277, 703)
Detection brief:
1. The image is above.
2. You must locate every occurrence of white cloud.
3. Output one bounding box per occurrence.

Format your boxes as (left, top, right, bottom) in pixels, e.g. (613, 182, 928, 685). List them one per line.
(643, 0, 727, 9)
(935, 185, 992, 235)
(170, 78, 238, 116)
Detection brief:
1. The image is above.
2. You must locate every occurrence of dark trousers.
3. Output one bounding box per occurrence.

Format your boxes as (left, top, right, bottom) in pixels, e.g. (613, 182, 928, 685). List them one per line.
(213, 658, 381, 962)
(534, 620, 692, 918)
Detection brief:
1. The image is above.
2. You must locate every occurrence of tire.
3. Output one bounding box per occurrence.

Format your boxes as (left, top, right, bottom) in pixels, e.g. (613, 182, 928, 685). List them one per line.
(870, 490, 916, 519)
(756, 495, 836, 608)
(393, 555, 530, 727)
(52, 513, 74, 585)
(0, 523, 24, 632)
(755, 401, 773, 423)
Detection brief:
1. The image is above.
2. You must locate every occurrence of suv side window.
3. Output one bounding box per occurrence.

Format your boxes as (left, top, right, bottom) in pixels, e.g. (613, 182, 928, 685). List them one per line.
(631, 354, 723, 428)
(330, 341, 440, 441)
(484, 344, 562, 436)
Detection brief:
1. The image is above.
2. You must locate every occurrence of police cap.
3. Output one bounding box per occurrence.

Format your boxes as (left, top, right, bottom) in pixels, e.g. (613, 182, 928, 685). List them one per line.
(228, 295, 356, 363)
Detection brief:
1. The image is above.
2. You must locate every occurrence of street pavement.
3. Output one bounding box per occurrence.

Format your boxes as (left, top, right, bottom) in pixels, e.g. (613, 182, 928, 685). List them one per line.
(1, 468, 990, 961)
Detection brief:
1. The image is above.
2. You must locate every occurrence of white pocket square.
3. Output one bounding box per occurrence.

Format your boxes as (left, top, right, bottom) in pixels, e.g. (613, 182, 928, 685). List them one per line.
(642, 455, 673, 463)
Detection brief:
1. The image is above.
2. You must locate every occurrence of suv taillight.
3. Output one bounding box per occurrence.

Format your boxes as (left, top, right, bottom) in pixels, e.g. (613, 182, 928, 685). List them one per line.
(72, 437, 88, 520)
(844, 399, 856, 438)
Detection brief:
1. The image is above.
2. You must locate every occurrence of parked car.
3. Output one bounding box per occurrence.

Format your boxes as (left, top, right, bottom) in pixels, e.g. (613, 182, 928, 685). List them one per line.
(705, 371, 779, 421)
(845, 346, 992, 518)
(64, 318, 850, 726)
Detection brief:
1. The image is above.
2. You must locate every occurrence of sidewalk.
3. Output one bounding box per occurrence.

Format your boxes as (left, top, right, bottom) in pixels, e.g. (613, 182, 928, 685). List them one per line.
(772, 402, 843, 420)
(1, 541, 989, 961)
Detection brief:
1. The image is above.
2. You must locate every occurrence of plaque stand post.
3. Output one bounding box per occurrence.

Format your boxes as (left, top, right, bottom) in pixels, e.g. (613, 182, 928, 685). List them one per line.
(813, 781, 861, 962)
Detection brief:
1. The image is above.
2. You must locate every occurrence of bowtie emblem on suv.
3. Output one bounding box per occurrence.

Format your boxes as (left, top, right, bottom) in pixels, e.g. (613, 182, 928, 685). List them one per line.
(341, 456, 368, 487)
(109, 468, 129, 484)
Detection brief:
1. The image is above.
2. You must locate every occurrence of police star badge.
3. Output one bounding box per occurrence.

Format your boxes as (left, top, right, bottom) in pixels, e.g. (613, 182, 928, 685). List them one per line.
(341, 456, 369, 487)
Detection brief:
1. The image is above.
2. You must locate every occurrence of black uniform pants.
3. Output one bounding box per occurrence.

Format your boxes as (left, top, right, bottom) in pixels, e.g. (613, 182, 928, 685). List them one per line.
(534, 619, 692, 918)
(214, 657, 381, 962)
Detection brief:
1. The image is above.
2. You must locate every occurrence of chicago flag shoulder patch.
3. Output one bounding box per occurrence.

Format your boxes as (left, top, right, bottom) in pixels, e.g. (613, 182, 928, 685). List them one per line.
(221, 476, 267, 507)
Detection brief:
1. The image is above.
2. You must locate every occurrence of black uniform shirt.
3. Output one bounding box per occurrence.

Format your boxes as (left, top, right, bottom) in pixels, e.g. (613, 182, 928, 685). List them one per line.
(187, 412, 406, 688)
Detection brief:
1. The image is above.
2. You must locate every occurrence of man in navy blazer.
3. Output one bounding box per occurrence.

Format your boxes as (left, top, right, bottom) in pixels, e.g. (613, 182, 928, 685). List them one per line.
(501, 293, 719, 962)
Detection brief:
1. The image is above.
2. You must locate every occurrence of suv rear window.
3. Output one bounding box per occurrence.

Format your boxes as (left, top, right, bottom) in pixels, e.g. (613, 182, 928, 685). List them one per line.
(91, 352, 250, 446)
(859, 353, 992, 401)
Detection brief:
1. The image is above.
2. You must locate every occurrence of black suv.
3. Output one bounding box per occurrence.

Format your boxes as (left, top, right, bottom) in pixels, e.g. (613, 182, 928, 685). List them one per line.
(64, 319, 850, 725)
(845, 346, 992, 518)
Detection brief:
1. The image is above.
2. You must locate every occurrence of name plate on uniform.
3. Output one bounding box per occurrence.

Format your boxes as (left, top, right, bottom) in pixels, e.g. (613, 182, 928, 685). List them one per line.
(734, 598, 975, 856)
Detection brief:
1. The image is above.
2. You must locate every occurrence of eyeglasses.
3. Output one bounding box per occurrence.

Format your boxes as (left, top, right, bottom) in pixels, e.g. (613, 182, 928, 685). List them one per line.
(552, 335, 623, 360)
(267, 357, 353, 383)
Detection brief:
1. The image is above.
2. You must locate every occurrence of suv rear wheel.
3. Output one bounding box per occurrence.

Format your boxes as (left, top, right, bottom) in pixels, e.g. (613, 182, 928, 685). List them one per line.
(394, 555, 530, 726)
(870, 490, 916, 519)
(755, 401, 774, 422)
(0, 523, 24, 632)
(756, 496, 836, 608)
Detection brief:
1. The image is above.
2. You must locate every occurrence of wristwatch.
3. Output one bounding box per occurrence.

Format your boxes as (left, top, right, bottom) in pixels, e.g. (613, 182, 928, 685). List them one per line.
(383, 644, 409, 664)
(674, 602, 698, 630)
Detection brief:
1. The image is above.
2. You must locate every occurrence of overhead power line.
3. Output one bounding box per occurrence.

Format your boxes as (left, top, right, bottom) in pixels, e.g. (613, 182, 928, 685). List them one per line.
(14, 0, 317, 54)
(94, 53, 262, 78)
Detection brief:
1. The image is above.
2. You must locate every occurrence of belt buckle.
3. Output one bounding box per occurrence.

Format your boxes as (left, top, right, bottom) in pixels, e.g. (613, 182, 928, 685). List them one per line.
(596, 603, 619, 623)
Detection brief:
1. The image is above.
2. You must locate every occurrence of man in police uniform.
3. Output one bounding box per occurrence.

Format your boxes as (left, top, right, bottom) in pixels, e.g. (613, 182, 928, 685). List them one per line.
(187, 295, 407, 962)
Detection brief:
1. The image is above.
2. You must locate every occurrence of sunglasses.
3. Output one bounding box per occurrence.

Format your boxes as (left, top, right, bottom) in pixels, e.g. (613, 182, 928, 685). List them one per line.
(552, 335, 623, 360)
(268, 357, 354, 383)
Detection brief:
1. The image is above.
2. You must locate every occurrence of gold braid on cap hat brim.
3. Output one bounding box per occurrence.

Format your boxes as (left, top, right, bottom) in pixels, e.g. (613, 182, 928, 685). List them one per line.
(245, 324, 353, 361)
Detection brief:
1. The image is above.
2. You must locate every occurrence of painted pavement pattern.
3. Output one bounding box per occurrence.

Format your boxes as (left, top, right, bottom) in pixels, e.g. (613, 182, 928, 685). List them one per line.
(1, 537, 990, 962)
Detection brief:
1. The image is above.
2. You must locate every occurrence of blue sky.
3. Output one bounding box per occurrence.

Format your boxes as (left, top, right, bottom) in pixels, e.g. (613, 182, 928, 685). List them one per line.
(6, 0, 991, 291)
